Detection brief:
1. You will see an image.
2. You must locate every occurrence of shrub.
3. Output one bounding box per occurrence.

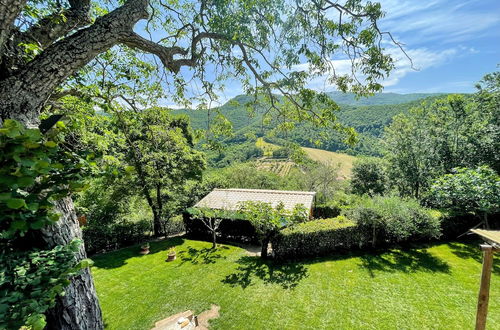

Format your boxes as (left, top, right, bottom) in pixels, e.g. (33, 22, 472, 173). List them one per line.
(163, 215, 185, 236)
(314, 192, 364, 218)
(272, 147, 292, 159)
(83, 220, 151, 255)
(350, 157, 388, 196)
(272, 216, 369, 260)
(313, 204, 341, 218)
(427, 166, 500, 228)
(344, 195, 442, 247)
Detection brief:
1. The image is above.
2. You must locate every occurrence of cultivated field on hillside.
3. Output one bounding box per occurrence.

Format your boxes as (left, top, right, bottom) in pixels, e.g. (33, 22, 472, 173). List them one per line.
(301, 147, 356, 179)
(255, 158, 295, 176)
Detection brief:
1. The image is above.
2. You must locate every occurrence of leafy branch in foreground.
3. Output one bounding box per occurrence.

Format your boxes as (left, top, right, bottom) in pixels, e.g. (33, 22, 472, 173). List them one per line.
(0, 119, 93, 329)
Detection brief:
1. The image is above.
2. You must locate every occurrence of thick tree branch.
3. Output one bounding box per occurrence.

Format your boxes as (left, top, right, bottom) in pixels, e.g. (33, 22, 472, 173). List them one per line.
(16, 0, 92, 50)
(120, 32, 188, 73)
(0, 0, 27, 57)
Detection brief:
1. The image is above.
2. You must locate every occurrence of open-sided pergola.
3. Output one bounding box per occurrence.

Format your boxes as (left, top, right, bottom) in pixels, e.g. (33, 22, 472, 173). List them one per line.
(471, 229, 500, 330)
(195, 188, 316, 215)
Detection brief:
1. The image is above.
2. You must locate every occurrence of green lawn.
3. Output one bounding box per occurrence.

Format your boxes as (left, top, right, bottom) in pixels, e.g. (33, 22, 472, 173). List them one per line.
(91, 238, 499, 330)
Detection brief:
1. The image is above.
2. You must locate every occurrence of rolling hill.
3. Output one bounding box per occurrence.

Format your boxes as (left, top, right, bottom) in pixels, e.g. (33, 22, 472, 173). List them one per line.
(253, 138, 356, 179)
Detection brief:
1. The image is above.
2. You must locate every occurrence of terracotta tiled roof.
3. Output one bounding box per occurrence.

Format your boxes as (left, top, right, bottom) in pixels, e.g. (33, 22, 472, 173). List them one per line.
(194, 188, 316, 211)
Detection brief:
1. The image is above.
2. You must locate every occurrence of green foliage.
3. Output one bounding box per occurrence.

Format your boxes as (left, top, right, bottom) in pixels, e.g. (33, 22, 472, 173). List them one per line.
(0, 119, 86, 238)
(175, 94, 445, 159)
(0, 240, 88, 330)
(209, 163, 285, 190)
(428, 166, 500, 222)
(0, 119, 92, 328)
(272, 216, 366, 260)
(383, 82, 499, 198)
(345, 196, 442, 247)
(350, 157, 388, 196)
(285, 162, 341, 204)
(239, 201, 308, 236)
(272, 146, 292, 159)
(239, 201, 308, 257)
(206, 141, 263, 168)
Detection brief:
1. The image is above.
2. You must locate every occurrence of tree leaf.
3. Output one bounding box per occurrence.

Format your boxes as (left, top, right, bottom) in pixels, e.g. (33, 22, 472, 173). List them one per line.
(6, 198, 26, 209)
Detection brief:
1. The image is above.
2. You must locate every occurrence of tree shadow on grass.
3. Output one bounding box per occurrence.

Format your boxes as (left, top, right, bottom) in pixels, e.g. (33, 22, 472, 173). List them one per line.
(448, 240, 500, 274)
(358, 248, 451, 278)
(222, 256, 308, 289)
(92, 237, 185, 269)
(178, 246, 229, 265)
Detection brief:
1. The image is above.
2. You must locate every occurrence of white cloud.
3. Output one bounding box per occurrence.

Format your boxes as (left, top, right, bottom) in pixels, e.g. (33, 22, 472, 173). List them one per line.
(379, 0, 500, 44)
(382, 47, 458, 87)
(291, 45, 477, 91)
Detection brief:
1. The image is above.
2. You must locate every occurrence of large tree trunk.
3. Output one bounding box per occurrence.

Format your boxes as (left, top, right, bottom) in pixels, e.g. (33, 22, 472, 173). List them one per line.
(0, 2, 151, 328)
(153, 212, 163, 237)
(0, 0, 149, 123)
(41, 198, 103, 330)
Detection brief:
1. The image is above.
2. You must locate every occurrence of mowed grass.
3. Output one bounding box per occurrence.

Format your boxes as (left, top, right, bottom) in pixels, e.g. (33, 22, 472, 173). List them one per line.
(92, 238, 499, 330)
(301, 147, 356, 179)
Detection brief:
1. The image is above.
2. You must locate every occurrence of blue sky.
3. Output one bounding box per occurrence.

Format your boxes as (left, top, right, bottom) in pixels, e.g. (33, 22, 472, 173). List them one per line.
(368, 0, 500, 93)
(155, 0, 500, 107)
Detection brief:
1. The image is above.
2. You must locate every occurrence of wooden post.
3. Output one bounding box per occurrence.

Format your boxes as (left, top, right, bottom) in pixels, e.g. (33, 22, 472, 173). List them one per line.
(475, 244, 494, 330)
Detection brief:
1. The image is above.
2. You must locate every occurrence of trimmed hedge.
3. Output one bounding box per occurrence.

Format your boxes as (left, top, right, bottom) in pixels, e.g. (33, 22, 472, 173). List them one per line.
(272, 216, 369, 260)
(313, 204, 341, 219)
(83, 220, 151, 255)
(183, 212, 259, 244)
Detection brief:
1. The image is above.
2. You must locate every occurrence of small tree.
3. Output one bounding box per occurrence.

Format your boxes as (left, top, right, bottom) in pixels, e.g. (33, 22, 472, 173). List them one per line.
(428, 166, 500, 229)
(351, 157, 388, 196)
(191, 207, 228, 249)
(116, 109, 206, 236)
(239, 201, 308, 258)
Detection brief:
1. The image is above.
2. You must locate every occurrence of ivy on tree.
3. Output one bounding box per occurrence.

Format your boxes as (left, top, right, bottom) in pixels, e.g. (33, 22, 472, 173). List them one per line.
(0, 120, 93, 329)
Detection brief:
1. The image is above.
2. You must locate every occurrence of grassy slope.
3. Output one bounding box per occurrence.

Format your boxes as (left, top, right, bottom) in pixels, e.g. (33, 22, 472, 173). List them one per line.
(92, 238, 499, 330)
(301, 147, 356, 178)
(255, 137, 279, 156)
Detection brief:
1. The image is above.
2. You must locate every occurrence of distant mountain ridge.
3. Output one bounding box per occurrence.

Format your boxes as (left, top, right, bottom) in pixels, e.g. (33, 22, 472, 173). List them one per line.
(326, 91, 445, 106)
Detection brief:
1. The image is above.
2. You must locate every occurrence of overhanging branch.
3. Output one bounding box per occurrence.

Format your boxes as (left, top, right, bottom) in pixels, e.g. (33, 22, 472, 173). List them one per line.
(120, 32, 189, 73)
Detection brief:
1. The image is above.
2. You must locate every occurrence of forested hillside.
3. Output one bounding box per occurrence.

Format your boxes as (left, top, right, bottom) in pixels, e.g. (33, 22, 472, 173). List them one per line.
(174, 92, 452, 157)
